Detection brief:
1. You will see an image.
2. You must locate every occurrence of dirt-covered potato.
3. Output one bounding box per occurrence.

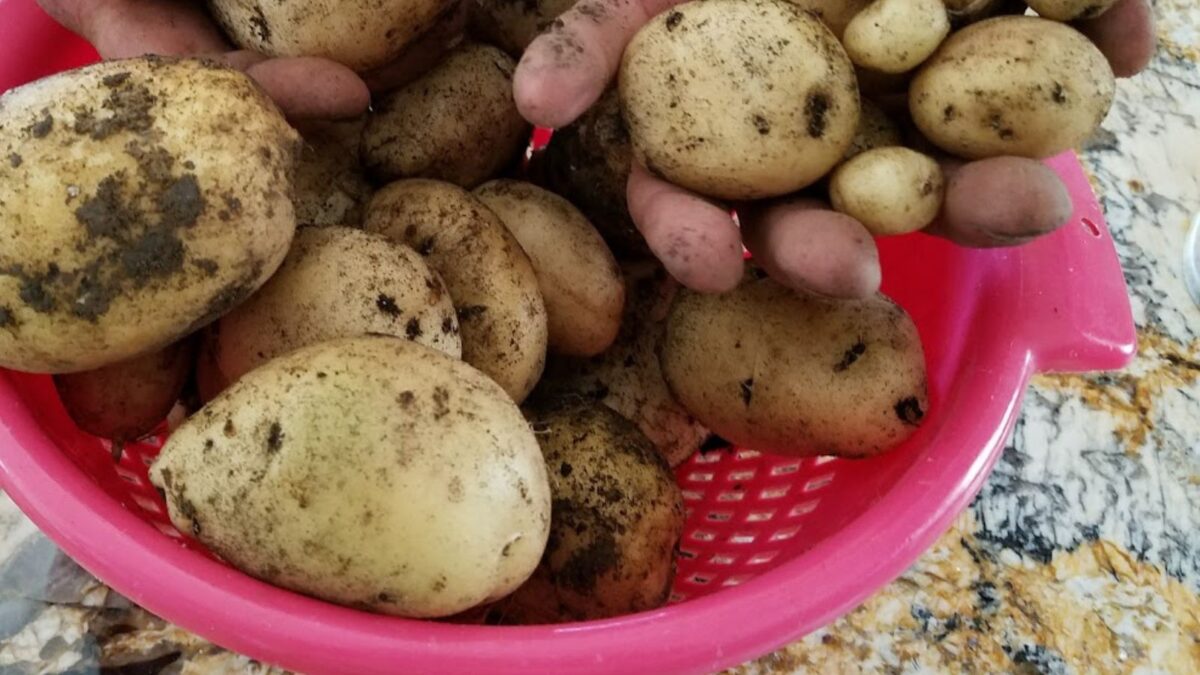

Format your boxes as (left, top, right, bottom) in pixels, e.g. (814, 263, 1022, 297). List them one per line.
(474, 180, 624, 357)
(619, 0, 860, 200)
(537, 89, 648, 257)
(206, 226, 460, 393)
(1026, 0, 1119, 21)
(469, 0, 577, 55)
(488, 401, 683, 623)
(150, 337, 550, 618)
(293, 118, 372, 229)
(535, 262, 708, 467)
(787, 0, 872, 38)
(362, 43, 529, 187)
(829, 147, 944, 235)
(0, 57, 298, 374)
(207, 0, 458, 72)
(661, 276, 928, 457)
(909, 16, 1115, 160)
(844, 100, 903, 160)
(844, 0, 950, 74)
(55, 338, 195, 443)
(364, 180, 547, 402)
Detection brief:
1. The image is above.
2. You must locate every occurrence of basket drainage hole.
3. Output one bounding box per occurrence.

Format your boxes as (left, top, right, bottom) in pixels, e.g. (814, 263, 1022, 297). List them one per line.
(1082, 217, 1102, 238)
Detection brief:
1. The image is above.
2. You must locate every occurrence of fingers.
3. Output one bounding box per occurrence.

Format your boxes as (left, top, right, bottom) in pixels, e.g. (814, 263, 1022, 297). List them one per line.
(243, 57, 371, 120)
(361, 0, 469, 92)
(626, 163, 744, 294)
(741, 199, 882, 299)
(929, 157, 1073, 248)
(1076, 0, 1156, 78)
(514, 0, 681, 128)
(46, 0, 228, 59)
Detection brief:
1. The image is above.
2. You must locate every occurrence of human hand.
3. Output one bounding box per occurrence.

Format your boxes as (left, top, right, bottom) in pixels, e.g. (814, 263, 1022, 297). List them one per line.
(512, 0, 1157, 295)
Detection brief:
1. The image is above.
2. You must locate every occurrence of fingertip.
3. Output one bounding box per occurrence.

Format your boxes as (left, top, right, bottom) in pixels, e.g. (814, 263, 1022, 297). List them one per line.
(514, 39, 607, 128)
(1077, 0, 1156, 78)
(246, 57, 371, 120)
(936, 156, 1072, 247)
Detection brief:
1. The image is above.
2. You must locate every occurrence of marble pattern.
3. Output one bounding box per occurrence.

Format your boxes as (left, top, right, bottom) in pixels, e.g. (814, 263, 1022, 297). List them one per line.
(0, 3, 1197, 674)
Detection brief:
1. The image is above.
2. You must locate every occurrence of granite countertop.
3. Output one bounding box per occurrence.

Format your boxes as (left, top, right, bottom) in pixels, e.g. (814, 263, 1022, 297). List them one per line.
(2, 3, 1198, 674)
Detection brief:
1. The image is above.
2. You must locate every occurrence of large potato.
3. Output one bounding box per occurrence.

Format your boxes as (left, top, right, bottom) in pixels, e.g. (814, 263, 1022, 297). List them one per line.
(661, 276, 928, 457)
(0, 57, 297, 374)
(909, 16, 1115, 159)
(843, 0, 950, 74)
(207, 0, 458, 72)
(293, 118, 372, 229)
(619, 0, 860, 200)
(470, 0, 577, 55)
(474, 180, 624, 357)
(150, 337, 550, 618)
(489, 401, 683, 623)
(207, 226, 460, 393)
(364, 180, 547, 402)
(829, 147, 945, 235)
(362, 44, 529, 187)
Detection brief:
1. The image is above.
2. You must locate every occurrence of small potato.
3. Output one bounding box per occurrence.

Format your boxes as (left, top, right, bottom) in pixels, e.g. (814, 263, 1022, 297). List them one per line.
(362, 44, 529, 187)
(293, 118, 372, 229)
(661, 278, 928, 457)
(55, 338, 195, 443)
(208, 0, 458, 71)
(619, 0, 860, 200)
(829, 147, 944, 235)
(207, 227, 461, 393)
(0, 57, 298, 374)
(844, 100, 903, 160)
(470, 0, 577, 55)
(474, 180, 624, 357)
(150, 336, 550, 618)
(488, 401, 684, 623)
(364, 180, 548, 403)
(910, 17, 1115, 159)
(843, 0, 950, 74)
(786, 0, 872, 38)
(1026, 0, 1119, 21)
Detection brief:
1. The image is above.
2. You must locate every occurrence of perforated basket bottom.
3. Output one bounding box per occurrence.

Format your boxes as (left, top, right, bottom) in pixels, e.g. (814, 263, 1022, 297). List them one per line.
(11, 372, 858, 605)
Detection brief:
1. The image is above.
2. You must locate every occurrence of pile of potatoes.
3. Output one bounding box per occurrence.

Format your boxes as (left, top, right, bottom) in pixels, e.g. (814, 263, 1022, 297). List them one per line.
(18, 0, 1143, 624)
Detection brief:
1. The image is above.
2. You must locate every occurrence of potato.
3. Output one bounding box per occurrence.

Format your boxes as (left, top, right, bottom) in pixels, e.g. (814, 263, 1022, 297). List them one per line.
(293, 118, 372, 229)
(469, 0, 577, 55)
(488, 401, 683, 623)
(55, 338, 195, 443)
(844, 0, 950, 74)
(0, 57, 298, 374)
(150, 336, 550, 618)
(909, 17, 1115, 160)
(619, 0, 860, 200)
(362, 44, 529, 187)
(207, 0, 458, 72)
(364, 180, 548, 402)
(829, 147, 944, 235)
(206, 226, 461, 393)
(1026, 0, 1119, 21)
(661, 277, 928, 457)
(844, 100, 903, 160)
(535, 262, 709, 467)
(474, 180, 624, 357)
(537, 89, 649, 257)
(786, 0, 872, 38)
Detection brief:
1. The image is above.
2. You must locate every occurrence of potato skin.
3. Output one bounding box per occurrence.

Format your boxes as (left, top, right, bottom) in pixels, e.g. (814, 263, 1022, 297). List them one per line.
(208, 227, 461, 392)
(207, 0, 458, 72)
(0, 57, 298, 374)
(474, 180, 624, 357)
(150, 337, 551, 618)
(55, 338, 195, 442)
(489, 401, 683, 623)
(661, 278, 928, 457)
(293, 118, 372, 229)
(829, 147, 945, 236)
(843, 0, 950, 74)
(619, 0, 860, 200)
(909, 17, 1115, 160)
(469, 0, 576, 55)
(364, 180, 548, 402)
(362, 44, 529, 187)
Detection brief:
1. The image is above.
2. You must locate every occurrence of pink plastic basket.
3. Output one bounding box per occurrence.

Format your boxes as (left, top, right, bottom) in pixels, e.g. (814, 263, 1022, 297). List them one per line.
(0, 2, 1136, 673)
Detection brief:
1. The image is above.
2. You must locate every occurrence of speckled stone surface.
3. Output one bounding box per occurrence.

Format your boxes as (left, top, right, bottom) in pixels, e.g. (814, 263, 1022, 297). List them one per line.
(0, 3, 1197, 674)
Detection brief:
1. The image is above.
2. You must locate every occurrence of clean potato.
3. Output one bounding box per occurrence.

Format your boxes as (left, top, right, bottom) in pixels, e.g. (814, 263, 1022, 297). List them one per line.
(0, 57, 298, 374)
(830, 147, 945, 235)
(536, 262, 709, 467)
(619, 0, 860, 200)
(206, 226, 460, 393)
(910, 16, 1115, 159)
(470, 0, 577, 55)
(56, 338, 195, 443)
(207, 0, 458, 71)
(844, 100, 903, 160)
(362, 43, 529, 187)
(364, 180, 548, 402)
(488, 401, 684, 623)
(844, 0, 950, 74)
(474, 180, 624, 357)
(293, 118, 372, 228)
(150, 337, 550, 618)
(661, 276, 928, 457)
(1026, 0, 1119, 21)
